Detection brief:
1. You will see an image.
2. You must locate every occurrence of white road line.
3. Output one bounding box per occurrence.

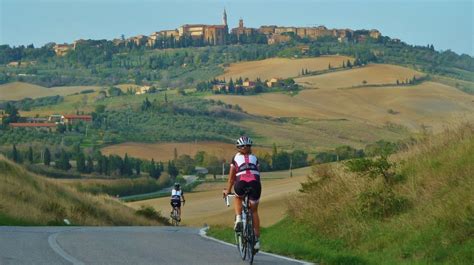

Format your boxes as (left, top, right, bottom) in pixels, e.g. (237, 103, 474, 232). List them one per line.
(199, 227, 314, 265)
(48, 231, 85, 265)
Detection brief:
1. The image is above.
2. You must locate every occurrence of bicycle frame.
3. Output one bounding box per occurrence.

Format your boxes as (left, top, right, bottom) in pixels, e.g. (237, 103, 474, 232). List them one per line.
(171, 207, 179, 226)
(225, 191, 256, 264)
(170, 199, 184, 226)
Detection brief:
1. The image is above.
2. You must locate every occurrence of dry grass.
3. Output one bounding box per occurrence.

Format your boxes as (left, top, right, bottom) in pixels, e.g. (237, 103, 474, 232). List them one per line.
(238, 117, 408, 151)
(127, 167, 312, 228)
(101, 141, 272, 162)
(0, 155, 165, 225)
(20, 91, 100, 116)
(0, 82, 102, 101)
(218, 56, 352, 81)
(287, 163, 367, 238)
(288, 123, 474, 246)
(0, 82, 52, 100)
(208, 81, 474, 133)
(296, 64, 424, 89)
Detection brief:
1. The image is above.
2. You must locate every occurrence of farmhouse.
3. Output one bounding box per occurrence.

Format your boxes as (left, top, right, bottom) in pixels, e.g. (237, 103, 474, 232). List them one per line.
(212, 82, 227, 92)
(135, 86, 151, 95)
(26, 117, 49, 123)
(266, 78, 281, 87)
(10, 123, 57, 132)
(0, 114, 8, 123)
(242, 81, 256, 89)
(63, 115, 92, 124)
(48, 114, 64, 123)
(6, 61, 20, 67)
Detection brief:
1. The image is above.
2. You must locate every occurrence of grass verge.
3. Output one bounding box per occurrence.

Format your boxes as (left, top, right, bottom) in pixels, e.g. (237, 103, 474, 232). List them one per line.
(208, 218, 367, 265)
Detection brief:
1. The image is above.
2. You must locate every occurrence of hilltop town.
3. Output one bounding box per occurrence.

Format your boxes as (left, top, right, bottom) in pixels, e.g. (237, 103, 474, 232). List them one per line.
(53, 9, 382, 56)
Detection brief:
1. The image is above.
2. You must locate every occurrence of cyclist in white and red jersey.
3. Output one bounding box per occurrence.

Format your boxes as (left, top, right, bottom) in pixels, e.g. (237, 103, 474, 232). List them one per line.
(223, 136, 262, 250)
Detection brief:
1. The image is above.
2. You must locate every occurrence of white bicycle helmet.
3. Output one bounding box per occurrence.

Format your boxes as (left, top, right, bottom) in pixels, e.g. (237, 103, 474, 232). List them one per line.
(236, 136, 253, 147)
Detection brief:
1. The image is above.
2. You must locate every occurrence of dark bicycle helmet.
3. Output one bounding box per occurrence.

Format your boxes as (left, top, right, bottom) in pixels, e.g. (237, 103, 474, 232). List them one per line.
(236, 136, 253, 147)
(174, 183, 181, 189)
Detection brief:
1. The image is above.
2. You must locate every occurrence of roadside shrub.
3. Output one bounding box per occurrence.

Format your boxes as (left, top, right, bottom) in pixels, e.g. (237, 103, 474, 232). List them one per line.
(80, 89, 95, 94)
(136, 206, 169, 225)
(346, 153, 409, 219)
(357, 187, 410, 219)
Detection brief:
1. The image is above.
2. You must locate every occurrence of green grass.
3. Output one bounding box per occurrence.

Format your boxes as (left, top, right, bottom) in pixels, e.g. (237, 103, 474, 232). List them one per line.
(0, 213, 38, 226)
(208, 218, 367, 265)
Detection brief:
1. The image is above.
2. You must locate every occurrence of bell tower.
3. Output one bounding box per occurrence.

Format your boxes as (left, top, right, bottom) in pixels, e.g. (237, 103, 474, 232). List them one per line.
(223, 8, 228, 26)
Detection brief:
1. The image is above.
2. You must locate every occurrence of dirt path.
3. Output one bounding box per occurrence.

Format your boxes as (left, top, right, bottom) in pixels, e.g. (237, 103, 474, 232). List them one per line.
(127, 169, 310, 228)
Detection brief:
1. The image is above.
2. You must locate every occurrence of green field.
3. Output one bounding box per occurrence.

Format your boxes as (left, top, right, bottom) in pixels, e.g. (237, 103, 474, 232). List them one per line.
(208, 124, 474, 264)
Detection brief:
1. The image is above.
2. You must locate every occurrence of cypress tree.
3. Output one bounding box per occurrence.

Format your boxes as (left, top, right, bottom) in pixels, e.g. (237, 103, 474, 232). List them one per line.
(135, 160, 141, 175)
(56, 150, 71, 171)
(44, 148, 51, 166)
(123, 153, 132, 175)
(76, 152, 86, 173)
(347, 59, 352, 68)
(167, 160, 178, 178)
(85, 156, 93, 173)
(12, 144, 19, 163)
(149, 159, 157, 178)
(27, 146, 34, 163)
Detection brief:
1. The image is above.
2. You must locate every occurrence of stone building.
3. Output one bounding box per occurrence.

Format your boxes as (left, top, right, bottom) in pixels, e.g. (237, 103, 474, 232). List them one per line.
(231, 19, 257, 41)
(53, 44, 72, 56)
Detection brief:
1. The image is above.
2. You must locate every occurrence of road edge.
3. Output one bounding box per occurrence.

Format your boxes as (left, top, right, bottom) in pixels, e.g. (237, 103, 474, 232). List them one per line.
(48, 230, 85, 265)
(199, 226, 314, 265)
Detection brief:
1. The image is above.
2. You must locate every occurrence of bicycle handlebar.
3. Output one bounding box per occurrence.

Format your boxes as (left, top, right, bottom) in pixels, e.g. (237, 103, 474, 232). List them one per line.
(225, 193, 236, 207)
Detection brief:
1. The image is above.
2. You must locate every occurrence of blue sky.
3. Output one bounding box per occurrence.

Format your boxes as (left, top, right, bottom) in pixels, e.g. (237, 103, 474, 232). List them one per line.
(1, 0, 473, 55)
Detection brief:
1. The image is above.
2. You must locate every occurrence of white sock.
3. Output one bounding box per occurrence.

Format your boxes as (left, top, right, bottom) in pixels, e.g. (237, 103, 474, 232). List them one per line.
(235, 215, 242, 222)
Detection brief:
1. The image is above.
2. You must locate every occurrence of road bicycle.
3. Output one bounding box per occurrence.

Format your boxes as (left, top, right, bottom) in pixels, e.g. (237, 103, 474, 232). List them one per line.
(225, 187, 257, 264)
(170, 199, 184, 226)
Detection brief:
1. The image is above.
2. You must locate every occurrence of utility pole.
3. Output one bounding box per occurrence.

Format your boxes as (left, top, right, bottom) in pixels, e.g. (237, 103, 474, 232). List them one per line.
(289, 155, 293, 178)
(289, 142, 294, 177)
(222, 162, 225, 180)
(221, 159, 226, 180)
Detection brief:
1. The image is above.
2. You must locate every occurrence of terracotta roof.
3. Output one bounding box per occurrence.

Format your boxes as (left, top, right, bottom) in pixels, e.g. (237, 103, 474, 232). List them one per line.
(63, 115, 92, 119)
(10, 123, 56, 127)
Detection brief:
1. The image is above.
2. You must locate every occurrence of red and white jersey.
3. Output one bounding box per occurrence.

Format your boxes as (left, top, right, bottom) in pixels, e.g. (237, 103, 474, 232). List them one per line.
(231, 153, 260, 182)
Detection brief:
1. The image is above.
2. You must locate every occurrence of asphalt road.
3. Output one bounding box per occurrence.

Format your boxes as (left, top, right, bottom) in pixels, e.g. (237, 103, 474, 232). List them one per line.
(0, 226, 310, 265)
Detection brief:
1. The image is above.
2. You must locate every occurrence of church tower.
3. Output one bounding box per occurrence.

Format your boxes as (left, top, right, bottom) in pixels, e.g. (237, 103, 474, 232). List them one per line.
(223, 8, 228, 26)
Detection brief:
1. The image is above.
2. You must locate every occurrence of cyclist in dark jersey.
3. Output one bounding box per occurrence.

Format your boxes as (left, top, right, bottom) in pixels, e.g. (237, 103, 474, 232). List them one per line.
(223, 136, 261, 250)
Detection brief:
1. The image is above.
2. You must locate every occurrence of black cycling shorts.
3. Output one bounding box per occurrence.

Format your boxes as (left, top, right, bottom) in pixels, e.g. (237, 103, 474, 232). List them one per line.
(170, 198, 181, 208)
(234, 180, 261, 201)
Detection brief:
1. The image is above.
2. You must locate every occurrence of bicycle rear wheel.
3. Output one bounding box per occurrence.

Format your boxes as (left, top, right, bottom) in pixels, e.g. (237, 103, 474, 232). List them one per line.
(171, 209, 179, 226)
(246, 210, 255, 264)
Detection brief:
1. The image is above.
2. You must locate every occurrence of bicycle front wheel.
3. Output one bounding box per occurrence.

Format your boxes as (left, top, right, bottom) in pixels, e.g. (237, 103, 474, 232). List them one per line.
(235, 229, 246, 260)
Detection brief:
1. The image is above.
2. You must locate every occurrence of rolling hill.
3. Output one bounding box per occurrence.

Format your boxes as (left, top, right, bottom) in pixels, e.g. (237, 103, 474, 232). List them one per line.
(0, 82, 102, 101)
(0, 155, 164, 226)
(296, 63, 425, 89)
(208, 81, 474, 133)
(218, 55, 352, 81)
(101, 141, 272, 162)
